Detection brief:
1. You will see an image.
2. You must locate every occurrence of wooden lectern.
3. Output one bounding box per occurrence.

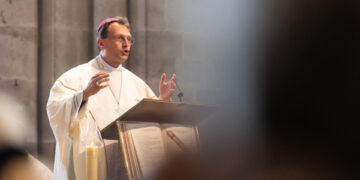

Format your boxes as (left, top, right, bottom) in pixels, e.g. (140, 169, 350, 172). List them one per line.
(101, 98, 213, 180)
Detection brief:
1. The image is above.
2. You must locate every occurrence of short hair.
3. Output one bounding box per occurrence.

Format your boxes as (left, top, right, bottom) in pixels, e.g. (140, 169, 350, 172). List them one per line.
(96, 16, 130, 39)
(0, 147, 28, 175)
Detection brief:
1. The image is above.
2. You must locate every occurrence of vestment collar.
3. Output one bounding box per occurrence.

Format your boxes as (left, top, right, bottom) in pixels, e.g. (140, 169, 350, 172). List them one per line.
(97, 55, 122, 72)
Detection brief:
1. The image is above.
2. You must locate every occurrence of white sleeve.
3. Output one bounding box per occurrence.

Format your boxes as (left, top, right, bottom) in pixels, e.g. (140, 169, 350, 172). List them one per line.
(46, 79, 88, 179)
(46, 80, 86, 141)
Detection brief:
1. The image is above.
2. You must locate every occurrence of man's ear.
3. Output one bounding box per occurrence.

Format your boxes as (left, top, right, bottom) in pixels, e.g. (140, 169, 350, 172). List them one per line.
(97, 38, 104, 50)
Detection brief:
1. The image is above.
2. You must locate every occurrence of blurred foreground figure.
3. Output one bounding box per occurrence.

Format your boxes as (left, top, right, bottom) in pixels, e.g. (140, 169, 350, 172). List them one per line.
(0, 147, 31, 180)
(0, 147, 54, 180)
(0, 93, 54, 180)
(153, 0, 360, 179)
(261, 0, 360, 179)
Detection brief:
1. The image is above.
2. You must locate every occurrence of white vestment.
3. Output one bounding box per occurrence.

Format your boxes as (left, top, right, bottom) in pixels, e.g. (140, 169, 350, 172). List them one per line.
(47, 55, 156, 180)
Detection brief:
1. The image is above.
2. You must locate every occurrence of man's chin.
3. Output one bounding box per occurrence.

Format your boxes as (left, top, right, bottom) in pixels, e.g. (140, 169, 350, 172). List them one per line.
(119, 56, 128, 63)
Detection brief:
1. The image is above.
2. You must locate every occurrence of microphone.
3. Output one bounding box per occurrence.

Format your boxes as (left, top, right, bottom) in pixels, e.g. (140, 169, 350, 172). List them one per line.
(175, 80, 184, 102)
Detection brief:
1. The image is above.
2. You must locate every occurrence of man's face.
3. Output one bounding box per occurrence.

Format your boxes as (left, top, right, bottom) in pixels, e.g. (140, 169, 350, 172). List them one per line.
(99, 23, 132, 64)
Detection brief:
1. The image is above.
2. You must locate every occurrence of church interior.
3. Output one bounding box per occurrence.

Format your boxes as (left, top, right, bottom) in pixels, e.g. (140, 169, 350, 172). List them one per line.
(0, 0, 359, 179)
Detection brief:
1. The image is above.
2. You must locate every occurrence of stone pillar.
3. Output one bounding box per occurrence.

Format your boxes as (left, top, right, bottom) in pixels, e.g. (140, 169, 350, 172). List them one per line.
(38, 0, 94, 167)
(127, 0, 147, 79)
(37, 0, 56, 166)
(145, 0, 183, 95)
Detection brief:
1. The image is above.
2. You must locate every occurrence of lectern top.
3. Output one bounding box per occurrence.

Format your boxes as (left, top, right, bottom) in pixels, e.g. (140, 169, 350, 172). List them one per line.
(101, 98, 214, 139)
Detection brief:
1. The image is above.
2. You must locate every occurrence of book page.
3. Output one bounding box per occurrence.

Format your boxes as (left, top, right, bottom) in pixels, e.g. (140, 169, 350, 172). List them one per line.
(160, 124, 199, 156)
(125, 122, 166, 179)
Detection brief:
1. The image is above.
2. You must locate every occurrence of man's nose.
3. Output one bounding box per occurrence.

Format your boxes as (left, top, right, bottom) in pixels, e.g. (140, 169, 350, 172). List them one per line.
(122, 42, 128, 48)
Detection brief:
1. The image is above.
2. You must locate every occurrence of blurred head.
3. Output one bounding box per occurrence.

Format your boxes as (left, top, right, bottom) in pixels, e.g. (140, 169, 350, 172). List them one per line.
(96, 16, 134, 66)
(0, 93, 28, 147)
(0, 147, 31, 180)
(0, 92, 40, 180)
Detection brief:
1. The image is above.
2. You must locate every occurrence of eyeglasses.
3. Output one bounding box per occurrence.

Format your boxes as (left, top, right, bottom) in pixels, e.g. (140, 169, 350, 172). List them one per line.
(107, 35, 135, 45)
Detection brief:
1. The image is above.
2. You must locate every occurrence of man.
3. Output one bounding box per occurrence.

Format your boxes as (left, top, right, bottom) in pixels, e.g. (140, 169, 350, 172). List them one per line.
(47, 16, 176, 180)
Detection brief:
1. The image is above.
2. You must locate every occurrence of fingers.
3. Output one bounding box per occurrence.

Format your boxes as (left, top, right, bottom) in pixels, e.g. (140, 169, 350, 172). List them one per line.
(159, 73, 177, 89)
(92, 72, 108, 79)
(161, 73, 177, 82)
(171, 74, 176, 88)
(171, 73, 176, 81)
(169, 74, 176, 89)
(97, 78, 109, 83)
(83, 72, 110, 100)
(99, 83, 109, 89)
(171, 81, 176, 89)
(160, 73, 166, 84)
(93, 74, 110, 84)
(91, 72, 110, 90)
(96, 79, 110, 88)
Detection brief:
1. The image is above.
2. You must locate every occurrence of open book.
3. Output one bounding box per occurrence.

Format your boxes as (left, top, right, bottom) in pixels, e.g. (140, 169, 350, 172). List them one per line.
(118, 122, 200, 179)
(101, 99, 213, 180)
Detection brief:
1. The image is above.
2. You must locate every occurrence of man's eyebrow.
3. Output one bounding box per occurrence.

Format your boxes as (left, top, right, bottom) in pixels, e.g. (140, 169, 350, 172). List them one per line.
(113, 33, 132, 36)
(113, 35, 132, 38)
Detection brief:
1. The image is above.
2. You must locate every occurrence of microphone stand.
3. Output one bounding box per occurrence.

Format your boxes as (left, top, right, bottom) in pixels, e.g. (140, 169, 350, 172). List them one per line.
(175, 80, 184, 102)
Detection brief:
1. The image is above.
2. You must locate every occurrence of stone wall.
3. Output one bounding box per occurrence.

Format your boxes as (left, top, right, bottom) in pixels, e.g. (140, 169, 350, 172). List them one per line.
(0, 0, 38, 154)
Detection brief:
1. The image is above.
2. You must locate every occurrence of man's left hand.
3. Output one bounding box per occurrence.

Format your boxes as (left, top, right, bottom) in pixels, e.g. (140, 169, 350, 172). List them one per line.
(159, 73, 176, 101)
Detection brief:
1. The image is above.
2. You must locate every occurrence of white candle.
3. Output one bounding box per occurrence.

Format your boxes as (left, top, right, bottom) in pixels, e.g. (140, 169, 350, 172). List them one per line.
(86, 144, 98, 180)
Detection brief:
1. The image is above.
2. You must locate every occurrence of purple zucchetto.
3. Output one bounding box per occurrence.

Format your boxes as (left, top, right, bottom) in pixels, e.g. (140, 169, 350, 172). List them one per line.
(97, 18, 119, 32)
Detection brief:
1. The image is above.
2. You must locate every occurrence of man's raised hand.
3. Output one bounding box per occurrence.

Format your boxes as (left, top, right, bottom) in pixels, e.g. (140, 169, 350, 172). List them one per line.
(159, 73, 176, 101)
(83, 72, 110, 101)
